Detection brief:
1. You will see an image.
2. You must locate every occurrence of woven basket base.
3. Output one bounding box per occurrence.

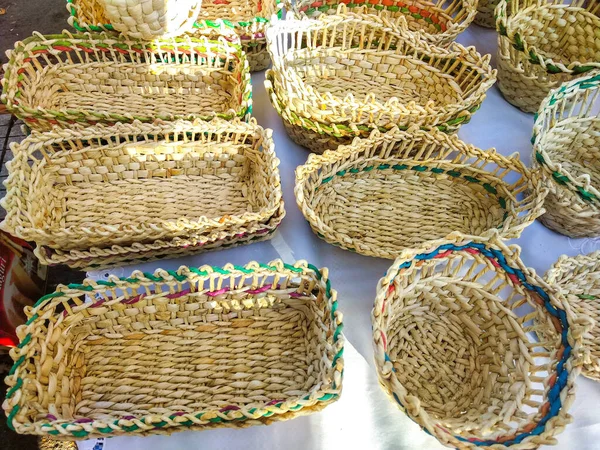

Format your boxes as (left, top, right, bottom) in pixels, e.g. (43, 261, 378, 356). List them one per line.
(283, 120, 354, 154)
(538, 209, 600, 238)
(473, 11, 495, 28)
(247, 47, 271, 72)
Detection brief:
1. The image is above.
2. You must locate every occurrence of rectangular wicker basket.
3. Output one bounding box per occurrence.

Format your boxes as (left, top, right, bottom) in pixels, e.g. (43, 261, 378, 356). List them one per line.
(66, 0, 283, 71)
(0, 118, 283, 251)
(36, 206, 285, 270)
(3, 261, 344, 438)
(1, 32, 251, 131)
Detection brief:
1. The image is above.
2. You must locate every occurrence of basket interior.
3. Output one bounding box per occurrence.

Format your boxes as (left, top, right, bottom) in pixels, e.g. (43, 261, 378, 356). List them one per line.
(382, 248, 564, 440)
(25, 133, 274, 247)
(511, 5, 600, 66)
(16, 50, 244, 120)
(19, 271, 333, 424)
(282, 44, 483, 113)
(301, 137, 530, 256)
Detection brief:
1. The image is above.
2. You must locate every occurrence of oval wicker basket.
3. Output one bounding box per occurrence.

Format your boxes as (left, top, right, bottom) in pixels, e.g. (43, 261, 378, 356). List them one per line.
(473, 0, 498, 28)
(532, 70, 600, 237)
(545, 251, 600, 381)
(3, 260, 344, 438)
(372, 232, 590, 449)
(266, 11, 496, 154)
(98, 0, 202, 39)
(0, 118, 283, 251)
(66, 0, 283, 71)
(496, 0, 600, 113)
(36, 208, 285, 270)
(0, 32, 251, 131)
(295, 127, 546, 259)
(286, 0, 477, 47)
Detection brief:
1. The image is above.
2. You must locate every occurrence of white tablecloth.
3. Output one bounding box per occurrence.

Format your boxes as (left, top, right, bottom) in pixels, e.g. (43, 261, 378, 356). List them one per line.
(79, 24, 600, 450)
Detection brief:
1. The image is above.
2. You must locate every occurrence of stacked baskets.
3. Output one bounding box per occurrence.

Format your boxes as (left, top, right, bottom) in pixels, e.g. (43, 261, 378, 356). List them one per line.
(496, 0, 600, 113)
(266, 8, 497, 153)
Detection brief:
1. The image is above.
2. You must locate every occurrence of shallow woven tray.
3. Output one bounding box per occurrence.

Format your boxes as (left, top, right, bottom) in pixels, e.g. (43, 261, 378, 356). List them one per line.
(36, 206, 285, 270)
(266, 12, 496, 152)
(473, 0, 498, 27)
(496, 0, 600, 113)
(295, 127, 545, 259)
(3, 261, 344, 438)
(372, 232, 589, 448)
(66, 0, 282, 71)
(532, 70, 600, 238)
(545, 251, 600, 381)
(1, 118, 283, 251)
(287, 0, 477, 47)
(1, 32, 251, 131)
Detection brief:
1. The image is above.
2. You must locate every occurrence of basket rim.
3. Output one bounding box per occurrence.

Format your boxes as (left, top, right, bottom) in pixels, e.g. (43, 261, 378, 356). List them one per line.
(287, 0, 478, 46)
(532, 70, 600, 206)
(495, 0, 600, 75)
(294, 128, 546, 259)
(0, 118, 282, 248)
(0, 32, 252, 126)
(66, 0, 284, 38)
(3, 260, 344, 438)
(371, 231, 580, 448)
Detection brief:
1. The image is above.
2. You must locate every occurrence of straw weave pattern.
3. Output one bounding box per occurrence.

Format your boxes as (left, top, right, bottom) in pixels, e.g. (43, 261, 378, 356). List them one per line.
(295, 128, 546, 259)
(474, 0, 498, 27)
(545, 251, 600, 381)
(2, 261, 344, 438)
(495, 0, 600, 113)
(532, 70, 600, 237)
(0, 118, 284, 251)
(372, 233, 590, 449)
(99, 0, 202, 39)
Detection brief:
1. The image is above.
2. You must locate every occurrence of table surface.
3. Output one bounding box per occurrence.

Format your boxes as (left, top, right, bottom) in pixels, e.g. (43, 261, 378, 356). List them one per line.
(78, 23, 600, 450)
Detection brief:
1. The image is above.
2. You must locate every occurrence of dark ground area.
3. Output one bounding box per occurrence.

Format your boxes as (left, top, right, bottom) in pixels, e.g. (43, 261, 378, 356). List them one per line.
(1, 1, 83, 449)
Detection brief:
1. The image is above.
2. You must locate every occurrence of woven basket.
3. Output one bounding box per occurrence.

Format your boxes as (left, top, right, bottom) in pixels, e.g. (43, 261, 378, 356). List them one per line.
(372, 232, 590, 449)
(295, 127, 545, 259)
(473, 0, 498, 27)
(36, 207, 285, 270)
(545, 251, 600, 381)
(66, 0, 283, 71)
(98, 0, 202, 39)
(287, 0, 477, 47)
(532, 71, 600, 237)
(3, 260, 344, 438)
(266, 12, 496, 153)
(496, 0, 600, 113)
(0, 32, 251, 131)
(1, 118, 283, 251)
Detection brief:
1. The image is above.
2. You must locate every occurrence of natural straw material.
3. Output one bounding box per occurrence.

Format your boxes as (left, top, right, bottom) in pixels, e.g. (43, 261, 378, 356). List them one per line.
(532, 71, 600, 237)
(98, 0, 202, 39)
(1, 118, 283, 251)
(496, 0, 600, 113)
(287, 0, 477, 47)
(545, 251, 600, 381)
(372, 232, 590, 449)
(3, 261, 344, 438)
(35, 209, 285, 270)
(66, 0, 283, 71)
(266, 11, 496, 153)
(474, 0, 498, 28)
(1, 32, 251, 131)
(295, 128, 545, 259)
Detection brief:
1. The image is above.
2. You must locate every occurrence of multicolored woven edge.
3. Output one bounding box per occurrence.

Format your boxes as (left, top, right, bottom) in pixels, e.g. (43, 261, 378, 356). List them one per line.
(531, 70, 600, 205)
(4, 261, 344, 437)
(373, 234, 579, 447)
